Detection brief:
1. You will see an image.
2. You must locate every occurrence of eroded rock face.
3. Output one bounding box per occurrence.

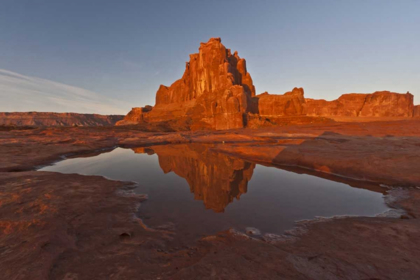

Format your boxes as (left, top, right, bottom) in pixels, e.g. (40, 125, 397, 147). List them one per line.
(254, 87, 306, 117)
(306, 94, 368, 117)
(133, 144, 255, 212)
(118, 38, 255, 130)
(115, 106, 152, 125)
(359, 91, 414, 117)
(414, 105, 420, 117)
(306, 91, 414, 117)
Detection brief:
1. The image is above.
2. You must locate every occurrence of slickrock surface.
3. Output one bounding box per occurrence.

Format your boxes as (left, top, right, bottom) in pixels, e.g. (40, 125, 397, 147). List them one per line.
(0, 112, 124, 127)
(1, 121, 420, 279)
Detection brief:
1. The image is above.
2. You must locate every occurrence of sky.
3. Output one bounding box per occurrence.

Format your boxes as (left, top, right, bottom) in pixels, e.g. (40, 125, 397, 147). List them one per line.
(1, 0, 419, 114)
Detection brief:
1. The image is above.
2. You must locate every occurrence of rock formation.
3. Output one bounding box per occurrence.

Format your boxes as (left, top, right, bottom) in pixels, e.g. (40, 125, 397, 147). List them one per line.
(414, 105, 420, 117)
(117, 38, 418, 130)
(117, 38, 255, 130)
(252, 87, 306, 117)
(0, 112, 124, 127)
(133, 144, 255, 212)
(306, 91, 414, 117)
(359, 91, 414, 117)
(116, 106, 152, 125)
(305, 94, 367, 117)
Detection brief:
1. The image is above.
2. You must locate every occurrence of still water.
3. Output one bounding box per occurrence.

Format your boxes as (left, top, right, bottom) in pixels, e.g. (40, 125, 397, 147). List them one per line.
(39, 144, 389, 239)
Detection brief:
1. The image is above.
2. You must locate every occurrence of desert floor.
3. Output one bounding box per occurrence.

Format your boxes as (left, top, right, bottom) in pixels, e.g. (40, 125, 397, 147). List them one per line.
(1, 120, 420, 279)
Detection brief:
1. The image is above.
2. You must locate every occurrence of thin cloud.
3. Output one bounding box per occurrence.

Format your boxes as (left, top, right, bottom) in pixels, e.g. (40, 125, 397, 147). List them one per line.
(123, 60, 142, 70)
(0, 69, 130, 115)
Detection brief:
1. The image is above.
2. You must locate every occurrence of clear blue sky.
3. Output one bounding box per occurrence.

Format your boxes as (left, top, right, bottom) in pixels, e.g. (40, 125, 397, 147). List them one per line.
(1, 0, 419, 112)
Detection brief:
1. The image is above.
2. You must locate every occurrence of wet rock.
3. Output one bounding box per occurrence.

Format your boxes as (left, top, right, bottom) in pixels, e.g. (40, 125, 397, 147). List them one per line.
(245, 227, 261, 236)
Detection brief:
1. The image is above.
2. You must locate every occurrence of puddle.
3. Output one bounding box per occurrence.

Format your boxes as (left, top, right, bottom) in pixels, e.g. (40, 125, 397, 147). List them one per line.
(39, 144, 389, 241)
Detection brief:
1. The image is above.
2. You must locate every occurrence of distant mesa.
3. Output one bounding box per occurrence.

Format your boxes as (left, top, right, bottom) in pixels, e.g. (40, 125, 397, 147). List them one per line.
(117, 37, 418, 130)
(0, 112, 123, 127)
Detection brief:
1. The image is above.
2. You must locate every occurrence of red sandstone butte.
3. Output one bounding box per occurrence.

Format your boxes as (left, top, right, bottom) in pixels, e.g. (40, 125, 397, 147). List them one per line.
(117, 38, 418, 130)
(253, 87, 306, 117)
(415, 105, 420, 117)
(117, 38, 255, 130)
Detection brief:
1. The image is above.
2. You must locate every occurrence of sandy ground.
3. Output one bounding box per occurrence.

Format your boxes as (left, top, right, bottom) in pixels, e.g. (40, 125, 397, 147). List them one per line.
(1, 120, 420, 279)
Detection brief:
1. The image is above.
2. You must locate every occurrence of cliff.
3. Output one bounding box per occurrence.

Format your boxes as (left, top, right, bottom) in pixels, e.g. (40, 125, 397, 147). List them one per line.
(305, 91, 414, 118)
(117, 38, 255, 130)
(0, 112, 124, 127)
(414, 105, 420, 117)
(253, 87, 306, 117)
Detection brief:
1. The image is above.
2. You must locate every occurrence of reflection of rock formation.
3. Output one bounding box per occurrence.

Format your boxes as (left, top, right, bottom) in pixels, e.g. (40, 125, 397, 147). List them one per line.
(133, 144, 255, 212)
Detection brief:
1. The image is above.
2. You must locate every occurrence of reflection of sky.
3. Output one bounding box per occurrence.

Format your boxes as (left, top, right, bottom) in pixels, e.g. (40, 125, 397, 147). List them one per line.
(1, 1, 419, 110)
(40, 147, 389, 236)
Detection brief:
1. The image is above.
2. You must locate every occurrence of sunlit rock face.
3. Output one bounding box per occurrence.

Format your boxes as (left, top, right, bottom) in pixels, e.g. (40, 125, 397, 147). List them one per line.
(118, 38, 255, 130)
(115, 106, 152, 125)
(359, 91, 414, 117)
(306, 94, 368, 117)
(253, 87, 306, 117)
(306, 92, 414, 117)
(133, 144, 255, 212)
(414, 105, 420, 117)
(155, 38, 255, 105)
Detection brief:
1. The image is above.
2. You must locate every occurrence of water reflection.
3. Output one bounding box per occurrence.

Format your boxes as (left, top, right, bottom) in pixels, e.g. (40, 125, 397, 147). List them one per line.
(39, 144, 389, 240)
(133, 145, 255, 212)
